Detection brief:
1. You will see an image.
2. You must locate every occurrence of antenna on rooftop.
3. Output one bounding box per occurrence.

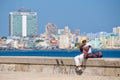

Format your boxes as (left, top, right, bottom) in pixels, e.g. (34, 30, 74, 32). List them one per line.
(18, 6, 31, 12)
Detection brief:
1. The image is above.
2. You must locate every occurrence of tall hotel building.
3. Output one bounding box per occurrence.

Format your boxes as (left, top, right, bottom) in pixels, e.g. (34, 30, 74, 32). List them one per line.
(113, 26, 120, 35)
(9, 10, 37, 37)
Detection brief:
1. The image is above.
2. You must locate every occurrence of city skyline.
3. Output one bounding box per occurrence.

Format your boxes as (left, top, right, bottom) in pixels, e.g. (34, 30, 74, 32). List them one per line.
(0, 0, 120, 36)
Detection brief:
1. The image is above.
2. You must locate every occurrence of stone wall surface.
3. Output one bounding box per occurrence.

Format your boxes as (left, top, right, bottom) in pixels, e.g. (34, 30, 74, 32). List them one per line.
(0, 56, 119, 76)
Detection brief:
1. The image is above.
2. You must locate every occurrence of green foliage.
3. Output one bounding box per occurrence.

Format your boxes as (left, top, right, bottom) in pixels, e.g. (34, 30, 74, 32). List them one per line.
(35, 39, 43, 43)
(1, 36, 7, 39)
(75, 42, 80, 49)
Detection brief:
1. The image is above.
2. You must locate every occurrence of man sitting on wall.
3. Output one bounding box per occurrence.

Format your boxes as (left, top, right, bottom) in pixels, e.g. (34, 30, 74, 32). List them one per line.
(74, 37, 103, 72)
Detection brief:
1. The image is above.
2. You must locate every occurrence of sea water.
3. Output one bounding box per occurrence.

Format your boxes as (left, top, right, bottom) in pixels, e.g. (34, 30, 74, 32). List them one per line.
(0, 49, 120, 58)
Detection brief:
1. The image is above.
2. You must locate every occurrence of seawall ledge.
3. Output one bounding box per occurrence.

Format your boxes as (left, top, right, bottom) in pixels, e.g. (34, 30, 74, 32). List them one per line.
(0, 56, 119, 76)
(0, 56, 120, 66)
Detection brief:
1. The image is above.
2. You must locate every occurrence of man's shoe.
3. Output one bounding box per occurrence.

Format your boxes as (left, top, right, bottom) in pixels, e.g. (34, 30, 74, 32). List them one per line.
(75, 66, 82, 71)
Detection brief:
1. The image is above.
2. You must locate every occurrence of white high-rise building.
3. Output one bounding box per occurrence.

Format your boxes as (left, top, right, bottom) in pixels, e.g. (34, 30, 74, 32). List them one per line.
(9, 9, 38, 37)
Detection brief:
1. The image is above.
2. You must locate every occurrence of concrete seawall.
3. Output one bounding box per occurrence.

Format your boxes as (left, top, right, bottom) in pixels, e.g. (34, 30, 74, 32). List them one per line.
(0, 56, 120, 77)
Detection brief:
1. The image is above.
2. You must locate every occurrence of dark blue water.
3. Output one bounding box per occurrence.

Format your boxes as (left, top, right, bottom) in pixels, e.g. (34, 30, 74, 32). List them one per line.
(0, 50, 120, 58)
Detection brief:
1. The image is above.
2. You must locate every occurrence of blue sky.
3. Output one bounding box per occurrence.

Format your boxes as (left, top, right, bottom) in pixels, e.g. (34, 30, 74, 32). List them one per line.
(0, 0, 120, 36)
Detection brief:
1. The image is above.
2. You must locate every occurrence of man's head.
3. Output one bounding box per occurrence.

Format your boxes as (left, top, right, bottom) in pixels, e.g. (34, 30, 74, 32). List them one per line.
(81, 36, 88, 43)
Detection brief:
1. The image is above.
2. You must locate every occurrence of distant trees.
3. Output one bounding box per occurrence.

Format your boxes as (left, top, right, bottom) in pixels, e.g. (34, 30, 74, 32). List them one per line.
(1, 36, 7, 39)
(35, 39, 43, 43)
(75, 42, 80, 49)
